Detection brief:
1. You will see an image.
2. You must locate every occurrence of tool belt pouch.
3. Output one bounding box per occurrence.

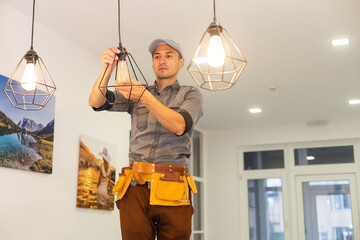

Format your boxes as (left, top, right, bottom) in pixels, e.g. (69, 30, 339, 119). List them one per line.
(150, 172, 195, 206)
(112, 168, 133, 200)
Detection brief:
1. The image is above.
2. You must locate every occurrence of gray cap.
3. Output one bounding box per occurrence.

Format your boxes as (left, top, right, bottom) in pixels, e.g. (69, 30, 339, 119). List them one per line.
(148, 38, 183, 58)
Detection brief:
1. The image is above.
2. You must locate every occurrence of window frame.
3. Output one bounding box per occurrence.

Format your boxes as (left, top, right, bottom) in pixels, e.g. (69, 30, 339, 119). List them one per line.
(238, 139, 360, 240)
(190, 129, 205, 240)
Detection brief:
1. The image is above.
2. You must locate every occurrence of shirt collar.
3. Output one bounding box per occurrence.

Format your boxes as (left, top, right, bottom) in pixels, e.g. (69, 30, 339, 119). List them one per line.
(153, 80, 180, 93)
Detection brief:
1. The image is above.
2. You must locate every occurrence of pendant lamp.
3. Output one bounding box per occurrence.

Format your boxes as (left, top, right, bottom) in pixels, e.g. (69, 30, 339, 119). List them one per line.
(3, 0, 56, 110)
(98, 0, 148, 104)
(188, 0, 247, 91)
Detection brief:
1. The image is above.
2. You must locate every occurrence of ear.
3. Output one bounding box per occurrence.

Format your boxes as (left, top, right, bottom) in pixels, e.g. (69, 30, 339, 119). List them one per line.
(179, 58, 185, 69)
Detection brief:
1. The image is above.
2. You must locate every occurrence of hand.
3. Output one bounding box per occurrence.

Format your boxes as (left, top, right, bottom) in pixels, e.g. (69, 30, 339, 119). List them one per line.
(115, 79, 146, 101)
(101, 47, 120, 70)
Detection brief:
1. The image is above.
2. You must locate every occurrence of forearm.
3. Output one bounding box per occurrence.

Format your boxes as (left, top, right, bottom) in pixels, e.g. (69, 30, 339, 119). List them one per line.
(140, 90, 186, 136)
(89, 67, 112, 108)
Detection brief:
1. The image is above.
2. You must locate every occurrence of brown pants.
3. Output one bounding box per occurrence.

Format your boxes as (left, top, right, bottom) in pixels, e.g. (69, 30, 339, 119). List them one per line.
(116, 184, 194, 240)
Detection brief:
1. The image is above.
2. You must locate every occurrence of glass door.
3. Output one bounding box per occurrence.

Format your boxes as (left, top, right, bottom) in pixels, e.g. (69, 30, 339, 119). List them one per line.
(248, 178, 284, 240)
(296, 174, 360, 240)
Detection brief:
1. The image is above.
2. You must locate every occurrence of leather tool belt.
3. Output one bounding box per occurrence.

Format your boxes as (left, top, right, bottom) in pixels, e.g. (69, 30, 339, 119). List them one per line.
(112, 161, 198, 206)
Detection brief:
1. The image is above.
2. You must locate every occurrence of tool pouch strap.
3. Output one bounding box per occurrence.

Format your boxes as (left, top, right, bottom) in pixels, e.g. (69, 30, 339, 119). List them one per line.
(112, 167, 133, 200)
(186, 175, 198, 194)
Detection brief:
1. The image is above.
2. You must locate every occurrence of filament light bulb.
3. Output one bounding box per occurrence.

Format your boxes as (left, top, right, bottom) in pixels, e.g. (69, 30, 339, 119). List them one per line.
(21, 63, 36, 91)
(116, 60, 130, 83)
(207, 35, 225, 67)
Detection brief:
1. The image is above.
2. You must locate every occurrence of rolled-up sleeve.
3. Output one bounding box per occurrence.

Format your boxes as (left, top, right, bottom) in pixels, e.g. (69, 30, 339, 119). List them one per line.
(92, 90, 133, 113)
(178, 87, 203, 132)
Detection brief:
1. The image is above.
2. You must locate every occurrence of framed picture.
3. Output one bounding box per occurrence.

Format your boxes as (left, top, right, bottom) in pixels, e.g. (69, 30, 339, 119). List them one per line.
(76, 134, 117, 210)
(0, 74, 55, 174)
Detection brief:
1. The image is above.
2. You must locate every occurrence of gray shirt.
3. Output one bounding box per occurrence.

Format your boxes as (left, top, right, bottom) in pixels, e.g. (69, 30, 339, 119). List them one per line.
(94, 81, 203, 166)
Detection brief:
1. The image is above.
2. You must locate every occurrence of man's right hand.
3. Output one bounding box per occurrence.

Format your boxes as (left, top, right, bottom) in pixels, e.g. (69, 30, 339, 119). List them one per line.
(89, 47, 120, 108)
(101, 47, 120, 71)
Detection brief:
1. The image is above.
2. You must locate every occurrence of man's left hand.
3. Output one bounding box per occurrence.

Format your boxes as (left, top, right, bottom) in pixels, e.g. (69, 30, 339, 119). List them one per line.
(115, 79, 145, 101)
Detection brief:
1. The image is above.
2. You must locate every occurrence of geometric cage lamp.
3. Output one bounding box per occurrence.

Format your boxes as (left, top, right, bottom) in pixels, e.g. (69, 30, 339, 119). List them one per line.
(3, 0, 56, 111)
(188, 0, 247, 91)
(98, 0, 148, 104)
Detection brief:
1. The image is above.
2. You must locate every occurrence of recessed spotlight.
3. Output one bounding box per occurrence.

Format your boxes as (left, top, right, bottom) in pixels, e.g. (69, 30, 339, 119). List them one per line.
(249, 108, 262, 113)
(306, 156, 315, 161)
(332, 38, 349, 46)
(349, 99, 360, 105)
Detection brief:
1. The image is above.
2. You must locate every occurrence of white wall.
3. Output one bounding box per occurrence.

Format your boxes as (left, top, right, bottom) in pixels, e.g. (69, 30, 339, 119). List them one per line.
(0, 2, 130, 239)
(204, 118, 360, 240)
(3, 2, 360, 240)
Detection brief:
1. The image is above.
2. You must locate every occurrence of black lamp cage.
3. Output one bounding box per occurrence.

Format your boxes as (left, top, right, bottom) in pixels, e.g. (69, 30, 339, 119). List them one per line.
(187, 0, 247, 91)
(98, 0, 148, 104)
(3, 0, 56, 111)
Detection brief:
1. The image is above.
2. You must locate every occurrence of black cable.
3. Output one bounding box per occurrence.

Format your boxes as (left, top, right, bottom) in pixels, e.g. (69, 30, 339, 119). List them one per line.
(30, 0, 36, 50)
(213, 0, 217, 21)
(118, 0, 122, 45)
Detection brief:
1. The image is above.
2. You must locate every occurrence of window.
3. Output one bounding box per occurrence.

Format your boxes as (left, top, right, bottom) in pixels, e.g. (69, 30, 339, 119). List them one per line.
(320, 232, 328, 240)
(334, 227, 353, 240)
(294, 146, 354, 166)
(190, 130, 205, 240)
(248, 178, 284, 240)
(332, 194, 351, 211)
(244, 150, 284, 170)
(302, 180, 354, 240)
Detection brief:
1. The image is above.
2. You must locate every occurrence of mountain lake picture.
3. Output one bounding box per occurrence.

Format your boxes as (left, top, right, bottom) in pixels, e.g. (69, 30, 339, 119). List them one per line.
(0, 74, 55, 174)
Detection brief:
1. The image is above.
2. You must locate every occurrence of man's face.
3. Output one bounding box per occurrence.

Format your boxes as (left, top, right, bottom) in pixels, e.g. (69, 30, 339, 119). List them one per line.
(152, 44, 184, 81)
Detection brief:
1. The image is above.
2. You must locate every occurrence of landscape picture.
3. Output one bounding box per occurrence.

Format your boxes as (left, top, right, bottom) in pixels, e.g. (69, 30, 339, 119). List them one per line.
(76, 134, 116, 210)
(0, 74, 55, 174)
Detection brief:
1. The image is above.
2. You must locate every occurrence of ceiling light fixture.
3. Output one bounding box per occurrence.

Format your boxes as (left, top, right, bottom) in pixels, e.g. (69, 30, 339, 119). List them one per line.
(98, 0, 148, 104)
(187, 0, 247, 91)
(332, 38, 349, 46)
(349, 99, 360, 105)
(3, 0, 56, 111)
(249, 108, 261, 113)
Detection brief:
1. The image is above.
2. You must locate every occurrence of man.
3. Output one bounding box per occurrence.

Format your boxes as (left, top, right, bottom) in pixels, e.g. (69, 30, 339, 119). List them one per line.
(89, 39, 203, 240)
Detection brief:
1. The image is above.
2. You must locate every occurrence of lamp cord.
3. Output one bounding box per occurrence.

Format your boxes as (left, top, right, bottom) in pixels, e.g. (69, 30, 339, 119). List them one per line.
(30, 0, 35, 50)
(118, 0, 122, 46)
(213, 0, 217, 21)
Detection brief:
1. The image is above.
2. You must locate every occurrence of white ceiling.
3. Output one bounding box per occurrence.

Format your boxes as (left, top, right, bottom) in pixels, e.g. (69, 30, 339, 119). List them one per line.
(3, 0, 360, 131)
